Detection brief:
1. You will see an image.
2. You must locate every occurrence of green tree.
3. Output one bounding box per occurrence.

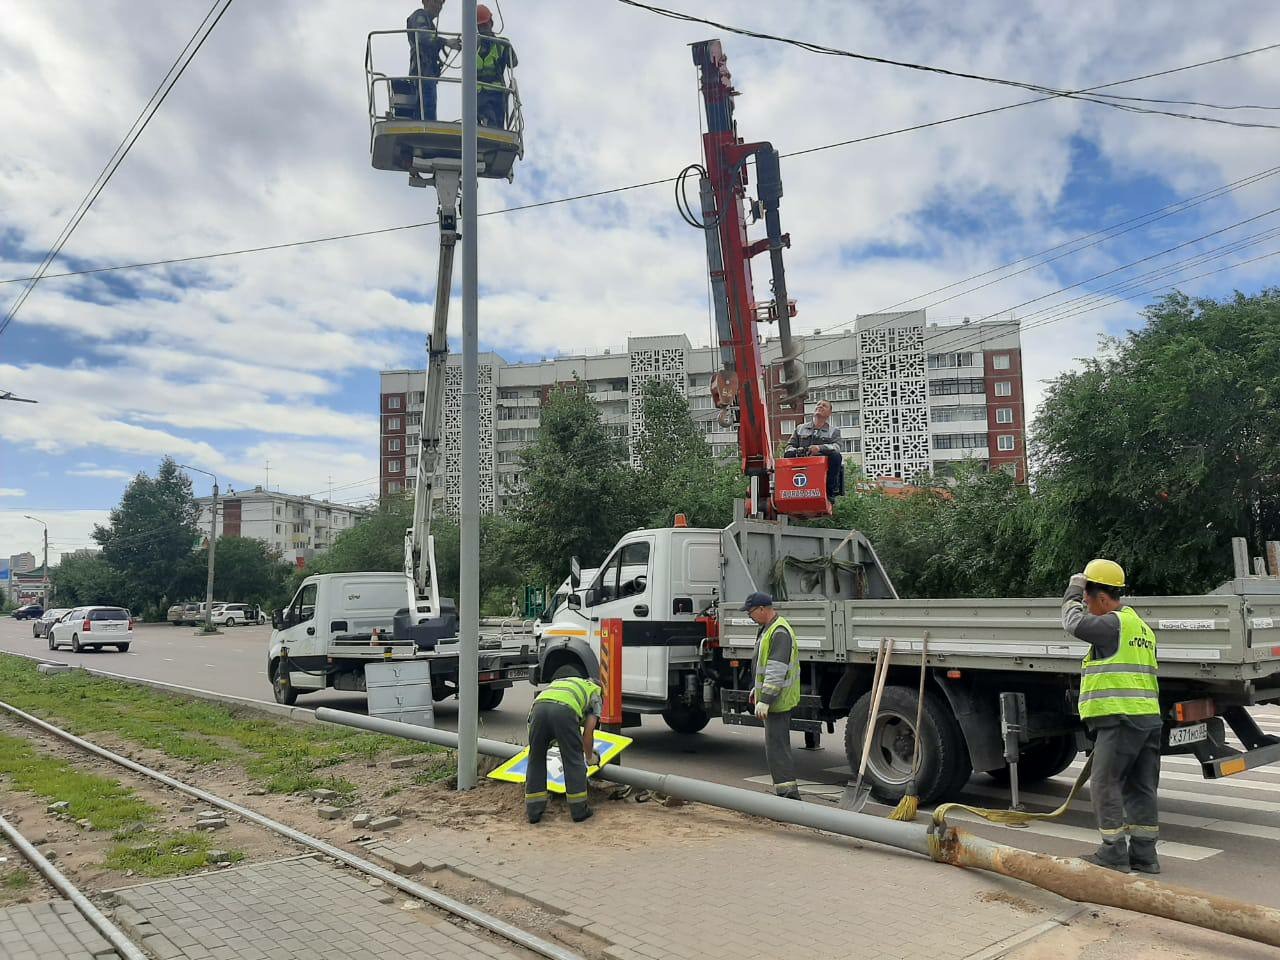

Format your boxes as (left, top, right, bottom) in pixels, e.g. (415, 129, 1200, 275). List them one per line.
(50, 552, 123, 607)
(511, 384, 637, 582)
(203, 536, 291, 607)
(632, 379, 745, 528)
(92, 458, 201, 616)
(1032, 290, 1280, 594)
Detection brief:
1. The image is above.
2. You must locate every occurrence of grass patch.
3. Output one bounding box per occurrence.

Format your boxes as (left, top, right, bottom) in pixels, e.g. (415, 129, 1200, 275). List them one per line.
(411, 754, 457, 786)
(0, 732, 154, 831)
(2, 870, 32, 890)
(0, 656, 454, 793)
(104, 831, 243, 878)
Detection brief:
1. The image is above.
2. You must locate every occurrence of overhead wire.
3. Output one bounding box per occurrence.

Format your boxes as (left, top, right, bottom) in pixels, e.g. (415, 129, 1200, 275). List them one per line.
(0, 0, 236, 338)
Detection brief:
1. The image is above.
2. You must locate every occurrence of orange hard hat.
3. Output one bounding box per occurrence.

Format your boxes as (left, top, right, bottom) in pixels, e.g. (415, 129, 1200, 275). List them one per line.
(477, 4, 494, 26)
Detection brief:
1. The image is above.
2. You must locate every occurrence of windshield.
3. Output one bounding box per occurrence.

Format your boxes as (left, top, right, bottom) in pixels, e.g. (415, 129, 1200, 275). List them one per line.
(87, 608, 130, 621)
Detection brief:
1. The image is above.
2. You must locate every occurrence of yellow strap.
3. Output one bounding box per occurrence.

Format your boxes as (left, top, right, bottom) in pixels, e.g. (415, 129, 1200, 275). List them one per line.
(932, 753, 1093, 828)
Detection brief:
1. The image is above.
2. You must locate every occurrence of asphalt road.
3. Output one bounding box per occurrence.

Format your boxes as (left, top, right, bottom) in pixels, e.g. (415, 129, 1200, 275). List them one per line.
(5, 617, 1280, 907)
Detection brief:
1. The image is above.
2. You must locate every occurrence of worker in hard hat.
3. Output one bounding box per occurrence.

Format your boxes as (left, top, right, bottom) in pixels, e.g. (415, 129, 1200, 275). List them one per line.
(1062, 559, 1162, 874)
(396, 0, 459, 121)
(476, 4, 517, 129)
(525, 675, 603, 824)
(745, 592, 802, 800)
(783, 399, 845, 500)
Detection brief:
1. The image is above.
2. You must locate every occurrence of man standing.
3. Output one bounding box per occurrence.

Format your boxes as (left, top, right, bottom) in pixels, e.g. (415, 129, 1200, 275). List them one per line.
(1062, 559, 1162, 874)
(784, 399, 844, 500)
(396, 0, 453, 121)
(476, 4, 517, 128)
(745, 592, 802, 800)
(525, 675, 603, 824)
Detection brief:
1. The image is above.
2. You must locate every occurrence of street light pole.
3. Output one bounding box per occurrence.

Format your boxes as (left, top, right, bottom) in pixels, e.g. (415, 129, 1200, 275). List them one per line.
(23, 516, 48, 604)
(178, 465, 218, 632)
(456, 0, 480, 791)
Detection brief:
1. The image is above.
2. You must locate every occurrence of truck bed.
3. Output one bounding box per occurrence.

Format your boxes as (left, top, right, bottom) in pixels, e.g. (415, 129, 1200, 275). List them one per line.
(721, 579, 1280, 689)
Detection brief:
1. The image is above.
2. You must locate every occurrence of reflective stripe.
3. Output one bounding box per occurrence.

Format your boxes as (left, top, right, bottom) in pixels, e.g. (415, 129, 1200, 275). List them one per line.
(1082, 662, 1157, 676)
(1099, 826, 1126, 838)
(1080, 688, 1160, 702)
(1129, 824, 1160, 837)
(525, 791, 548, 800)
(566, 791, 588, 802)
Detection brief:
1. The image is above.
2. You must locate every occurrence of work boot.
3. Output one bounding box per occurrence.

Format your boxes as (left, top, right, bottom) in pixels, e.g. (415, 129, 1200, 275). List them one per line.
(570, 805, 594, 823)
(526, 802, 546, 825)
(1082, 841, 1131, 873)
(1129, 839, 1161, 874)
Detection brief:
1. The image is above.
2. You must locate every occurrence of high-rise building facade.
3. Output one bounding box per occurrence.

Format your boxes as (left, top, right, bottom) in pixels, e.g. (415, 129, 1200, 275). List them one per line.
(379, 312, 1027, 512)
(195, 487, 370, 568)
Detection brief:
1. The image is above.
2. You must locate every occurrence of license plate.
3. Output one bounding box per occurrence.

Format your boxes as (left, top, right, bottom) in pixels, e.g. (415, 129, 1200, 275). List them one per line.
(1169, 723, 1207, 746)
(505, 667, 530, 680)
(99, 623, 124, 633)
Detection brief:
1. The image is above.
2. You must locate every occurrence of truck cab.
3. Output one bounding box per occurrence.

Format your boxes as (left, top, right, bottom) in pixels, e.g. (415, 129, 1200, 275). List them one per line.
(536, 524, 723, 728)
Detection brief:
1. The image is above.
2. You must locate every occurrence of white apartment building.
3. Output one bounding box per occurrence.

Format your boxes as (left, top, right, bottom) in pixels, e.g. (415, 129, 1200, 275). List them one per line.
(380, 311, 1027, 515)
(195, 487, 370, 568)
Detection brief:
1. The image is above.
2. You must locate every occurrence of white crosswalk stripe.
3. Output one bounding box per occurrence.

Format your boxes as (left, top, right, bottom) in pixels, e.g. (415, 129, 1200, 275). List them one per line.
(1062, 760, 1280, 797)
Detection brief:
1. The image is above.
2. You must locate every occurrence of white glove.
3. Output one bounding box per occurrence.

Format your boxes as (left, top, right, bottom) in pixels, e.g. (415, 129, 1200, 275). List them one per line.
(1069, 573, 1087, 589)
(754, 700, 770, 721)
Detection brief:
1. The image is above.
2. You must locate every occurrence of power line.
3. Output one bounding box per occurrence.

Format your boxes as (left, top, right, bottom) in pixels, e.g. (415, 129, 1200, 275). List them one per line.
(0, 0, 235, 339)
(616, 0, 1280, 130)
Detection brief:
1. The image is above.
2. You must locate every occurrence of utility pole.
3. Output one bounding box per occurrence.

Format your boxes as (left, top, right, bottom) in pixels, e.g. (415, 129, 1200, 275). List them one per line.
(264, 459, 270, 491)
(179, 465, 219, 632)
(457, 0, 480, 791)
(23, 516, 48, 604)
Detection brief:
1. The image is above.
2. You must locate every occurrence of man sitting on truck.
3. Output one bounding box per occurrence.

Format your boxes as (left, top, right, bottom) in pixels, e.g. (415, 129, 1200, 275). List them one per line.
(525, 676, 604, 824)
(745, 592, 802, 800)
(1062, 559, 1162, 874)
(783, 399, 844, 500)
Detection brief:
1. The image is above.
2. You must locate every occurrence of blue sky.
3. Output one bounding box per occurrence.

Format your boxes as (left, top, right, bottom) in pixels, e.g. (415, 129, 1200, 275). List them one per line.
(3, 0, 1279, 559)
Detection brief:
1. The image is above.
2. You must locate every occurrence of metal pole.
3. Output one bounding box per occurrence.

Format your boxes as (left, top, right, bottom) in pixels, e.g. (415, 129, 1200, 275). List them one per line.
(205, 480, 218, 630)
(457, 0, 480, 790)
(23, 516, 48, 604)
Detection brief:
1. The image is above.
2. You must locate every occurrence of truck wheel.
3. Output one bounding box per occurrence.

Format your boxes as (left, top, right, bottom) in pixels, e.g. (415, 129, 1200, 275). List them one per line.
(477, 687, 505, 711)
(551, 663, 587, 681)
(844, 685, 971, 805)
(271, 661, 299, 706)
(987, 735, 1078, 786)
(662, 704, 711, 734)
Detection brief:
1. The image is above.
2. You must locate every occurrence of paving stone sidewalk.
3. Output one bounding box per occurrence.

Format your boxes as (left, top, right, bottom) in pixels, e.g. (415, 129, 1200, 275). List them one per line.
(109, 856, 521, 960)
(0, 901, 118, 960)
(366, 808, 1076, 960)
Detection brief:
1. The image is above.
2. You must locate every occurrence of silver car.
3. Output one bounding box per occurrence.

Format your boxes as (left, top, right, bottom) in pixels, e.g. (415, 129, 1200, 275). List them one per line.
(32, 608, 70, 639)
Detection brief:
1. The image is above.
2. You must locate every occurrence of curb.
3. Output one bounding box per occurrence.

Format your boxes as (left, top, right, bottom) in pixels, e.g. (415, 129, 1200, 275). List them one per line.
(961, 903, 1089, 960)
(0, 650, 318, 725)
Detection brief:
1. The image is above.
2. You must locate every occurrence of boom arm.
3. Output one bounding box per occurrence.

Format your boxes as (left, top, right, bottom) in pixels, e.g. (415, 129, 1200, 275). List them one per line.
(691, 40, 807, 518)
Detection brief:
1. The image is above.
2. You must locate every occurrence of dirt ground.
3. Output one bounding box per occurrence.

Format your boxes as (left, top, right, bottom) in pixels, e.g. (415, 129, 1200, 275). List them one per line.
(1008, 907, 1280, 960)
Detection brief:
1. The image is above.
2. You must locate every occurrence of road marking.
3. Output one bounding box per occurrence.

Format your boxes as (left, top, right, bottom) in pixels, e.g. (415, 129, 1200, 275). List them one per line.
(204, 664, 216, 668)
(966, 777, 1280, 818)
(162, 658, 174, 662)
(1063, 761, 1280, 797)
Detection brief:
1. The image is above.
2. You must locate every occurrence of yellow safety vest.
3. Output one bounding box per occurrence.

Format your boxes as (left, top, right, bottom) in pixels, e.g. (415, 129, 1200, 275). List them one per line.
(754, 615, 801, 713)
(535, 677, 601, 720)
(1079, 606, 1160, 719)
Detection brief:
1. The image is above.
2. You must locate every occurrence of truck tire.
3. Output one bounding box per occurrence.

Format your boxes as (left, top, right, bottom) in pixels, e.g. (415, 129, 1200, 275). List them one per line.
(987, 735, 1078, 786)
(270, 661, 299, 706)
(662, 704, 711, 734)
(478, 687, 505, 711)
(844, 685, 971, 805)
(551, 663, 587, 681)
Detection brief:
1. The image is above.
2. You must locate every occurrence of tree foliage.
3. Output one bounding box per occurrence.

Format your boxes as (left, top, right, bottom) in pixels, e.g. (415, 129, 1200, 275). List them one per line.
(205, 536, 291, 608)
(50, 552, 123, 608)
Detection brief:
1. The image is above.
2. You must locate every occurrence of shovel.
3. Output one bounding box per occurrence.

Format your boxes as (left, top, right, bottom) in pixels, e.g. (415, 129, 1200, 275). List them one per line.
(839, 636, 894, 812)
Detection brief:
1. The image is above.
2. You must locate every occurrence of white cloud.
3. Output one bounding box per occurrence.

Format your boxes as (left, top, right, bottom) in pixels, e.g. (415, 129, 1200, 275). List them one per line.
(66, 468, 135, 480)
(0, 510, 111, 564)
(0, 489, 25, 498)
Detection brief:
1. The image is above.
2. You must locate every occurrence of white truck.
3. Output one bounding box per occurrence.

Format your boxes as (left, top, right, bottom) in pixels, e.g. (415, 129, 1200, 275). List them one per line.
(534, 511, 1280, 804)
(267, 571, 533, 710)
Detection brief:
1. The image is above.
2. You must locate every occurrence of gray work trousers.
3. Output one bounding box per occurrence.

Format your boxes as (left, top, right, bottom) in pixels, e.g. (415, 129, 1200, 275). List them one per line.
(526, 700, 589, 817)
(765, 710, 800, 799)
(1090, 721, 1161, 855)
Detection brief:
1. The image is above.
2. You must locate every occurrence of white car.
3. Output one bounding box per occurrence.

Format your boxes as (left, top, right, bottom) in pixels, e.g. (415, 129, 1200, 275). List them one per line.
(48, 606, 133, 653)
(211, 603, 264, 626)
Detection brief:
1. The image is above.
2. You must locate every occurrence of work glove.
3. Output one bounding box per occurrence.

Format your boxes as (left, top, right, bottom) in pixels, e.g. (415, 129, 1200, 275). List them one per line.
(1069, 573, 1087, 590)
(754, 700, 770, 721)
(589, 751, 602, 767)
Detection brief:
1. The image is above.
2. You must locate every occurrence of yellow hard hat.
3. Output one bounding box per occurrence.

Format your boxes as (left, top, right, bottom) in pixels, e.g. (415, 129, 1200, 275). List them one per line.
(1083, 558, 1125, 588)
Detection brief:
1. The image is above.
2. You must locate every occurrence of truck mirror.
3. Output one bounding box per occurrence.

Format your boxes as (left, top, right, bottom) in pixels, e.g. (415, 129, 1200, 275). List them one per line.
(570, 556, 582, 588)
(567, 593, 582, 610)
(271, 610, 283, 630)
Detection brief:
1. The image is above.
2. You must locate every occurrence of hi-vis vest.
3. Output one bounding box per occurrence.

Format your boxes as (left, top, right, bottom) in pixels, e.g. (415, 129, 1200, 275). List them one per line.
(754, 616, 801, 713)
(1079, 606, 1160, 720)
(535, 677, 600, 721)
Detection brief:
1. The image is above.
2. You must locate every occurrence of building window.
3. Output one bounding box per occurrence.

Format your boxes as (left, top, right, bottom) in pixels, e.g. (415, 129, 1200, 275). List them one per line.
(832, 411, 860, 428)
(995, 407, 1014, 424)
(929, 378, 986, 397)
(388, 460, 401, 474)
(997, 435, 1016, 452)
(994, 381, 1012, 397)
(388, 438, 402, 452)
(780, 419, 796, 436)
(992, 354, 1011, 370)
(930, 405, 985, 423)
(410, 391, 425, 405)
(928, 352, 977, 369)
(387, 396, 402, 410)
(275, 523, 281, 533)
(386, 416, 401, 431)
(933, 433, 988, 450)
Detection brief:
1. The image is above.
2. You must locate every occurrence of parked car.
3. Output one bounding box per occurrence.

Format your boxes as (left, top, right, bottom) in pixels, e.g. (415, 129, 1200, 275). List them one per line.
(48, 606, 134, 653)
(12, 603, 43, 620)
(180, 602, 203, 624)
(211, 603, 265, 627)
(32, 608, 71, 639)
(167, 603, 189, 625)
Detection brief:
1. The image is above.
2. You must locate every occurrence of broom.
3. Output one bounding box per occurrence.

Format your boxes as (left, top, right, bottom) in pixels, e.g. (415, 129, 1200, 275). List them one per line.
(889, 632, 929, 822)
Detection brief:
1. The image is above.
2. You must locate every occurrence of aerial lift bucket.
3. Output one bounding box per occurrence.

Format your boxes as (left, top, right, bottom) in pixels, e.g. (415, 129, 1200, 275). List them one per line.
(772, 456, 832, 518)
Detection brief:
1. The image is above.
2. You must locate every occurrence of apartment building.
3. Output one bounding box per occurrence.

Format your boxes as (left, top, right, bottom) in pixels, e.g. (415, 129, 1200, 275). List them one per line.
(195, 487, 370, 568)
(379, 311, 1027, 514)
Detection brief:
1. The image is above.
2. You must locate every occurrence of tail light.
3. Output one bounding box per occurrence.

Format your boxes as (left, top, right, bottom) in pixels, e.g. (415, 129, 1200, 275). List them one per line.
(82, 619, 92, 631)
(129, 618, 136, 629)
